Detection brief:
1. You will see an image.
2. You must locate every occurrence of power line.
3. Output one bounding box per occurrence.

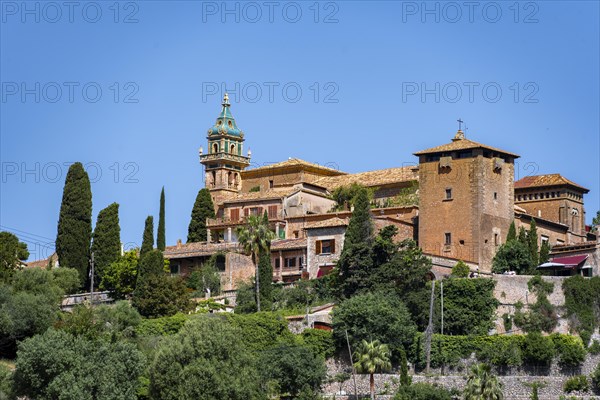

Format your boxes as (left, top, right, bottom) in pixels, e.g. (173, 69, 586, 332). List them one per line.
(0, 225, 55, 242)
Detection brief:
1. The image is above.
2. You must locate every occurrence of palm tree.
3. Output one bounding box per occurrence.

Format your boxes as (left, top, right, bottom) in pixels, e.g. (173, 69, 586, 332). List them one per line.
(464, 363, 504, 400)
(353, 340, 392, 400)
(236, 214, 275, 312)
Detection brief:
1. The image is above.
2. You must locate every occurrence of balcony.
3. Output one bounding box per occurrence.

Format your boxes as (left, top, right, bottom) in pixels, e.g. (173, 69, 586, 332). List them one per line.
(200, 152, 250, 166)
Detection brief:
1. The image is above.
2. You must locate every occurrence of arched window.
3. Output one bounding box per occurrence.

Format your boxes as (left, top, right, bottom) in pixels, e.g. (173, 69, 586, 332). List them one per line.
(211, 171, 216, 187)
(212, 143, 218, 153)
(230, 144, 236, 154)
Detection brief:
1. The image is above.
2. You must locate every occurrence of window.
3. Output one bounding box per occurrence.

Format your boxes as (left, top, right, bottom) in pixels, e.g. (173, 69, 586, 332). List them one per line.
(170, 263, 180, 275)
(541, 235, 549, 243)
(493, 192, 498, 200)
(445, 188, 452, 200)
(275, 258, 280, 269)
(285, 257, 296, 268)
(299, 256, 304, 267)
(230, 208, 240, 221)
(293, 230, 299, 239)
(556, 239, 565, 246)
(494, 233, 499, 246)
(269, 180, 274, 189)
(444, 233, 451, 245)
(268, 205, 278, 219)
(316, 239, 335, 254)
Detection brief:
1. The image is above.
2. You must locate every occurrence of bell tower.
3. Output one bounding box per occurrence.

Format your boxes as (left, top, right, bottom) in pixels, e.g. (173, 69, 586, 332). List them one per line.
(199, 93, 251, 204)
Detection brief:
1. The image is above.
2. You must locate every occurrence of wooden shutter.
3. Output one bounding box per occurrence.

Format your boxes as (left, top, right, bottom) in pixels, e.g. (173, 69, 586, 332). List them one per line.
(330, 239, 336, 253)
(268, 205, 277, 219)
(316, 240, 322, 254)
(244, 208, 249, 217)
(230, 208, 240, 221)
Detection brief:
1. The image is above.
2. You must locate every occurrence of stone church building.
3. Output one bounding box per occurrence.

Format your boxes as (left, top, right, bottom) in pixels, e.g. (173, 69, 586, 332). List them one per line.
(164, 95, 598, 291)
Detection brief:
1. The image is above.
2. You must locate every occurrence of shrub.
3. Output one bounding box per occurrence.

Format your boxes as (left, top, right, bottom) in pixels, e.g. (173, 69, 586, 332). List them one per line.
(136, 313, 189, 336)
(591, 362, 600, 391)
(0, 363, 13, 400)
(394, 382, 453, 400)
(563, 375, 589, 393)
(589, 339, 600, 355)
(299, 328, 335, 359)
(451, 261, 470, 278)
(226, 312, 295, 352)
(551, 334, 586, 367)
(132, 274, 191, 318)
(522, 332, 555, 366)
(562, 276, 600, 344)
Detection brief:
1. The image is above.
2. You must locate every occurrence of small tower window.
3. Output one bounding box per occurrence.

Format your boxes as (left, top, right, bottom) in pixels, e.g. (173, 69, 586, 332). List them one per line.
(493, 192, 498, 200)
(230, 144, 236, 154)
(445, 188, 452, 200)
(445, 233, 451, 245)
(212, 143, 218, 153)
(269, 180, 274, 189)
(228, 120, 232, 127)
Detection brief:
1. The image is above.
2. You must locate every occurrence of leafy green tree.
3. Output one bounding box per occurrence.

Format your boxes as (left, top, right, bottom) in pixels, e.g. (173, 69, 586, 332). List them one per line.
(100, 250, 138, 299)
(56, 162, 92, 286)
(0, 362, 13, 400)
(187, 255, 221, 297)
(236, 214, 275, 312)
(260, 344, 326, 398)
(136, 249, 164, 285)
(464, 363, 503, 400)
(148, 316, 263, 400)
(506, 221, 517, 242)
(13, 329, 145, 400)
(451, 260, 470, 278)
(133, 273, 191, 318)
(0, 231, 29, 283)
(235, 279, 258, 313)
(522, 332, 555, 366)
(492, 240, 532, 274)
(258, 212, 274, 307)
(562, 276, 600, 344)
(0, 268, 64, 357)
(591, 210, 600, 233)
(157, 187, 166, 251)
(354, 339, 392, 400)
(518, 226, 528, 247)
(337, 186, 373, 298)
(528, 219, 539, 267)
(332, 291, 416, 360)
(51, 267, 81, 295)
(330, 183, 372, 211)
(140, 216, 154, 257)
(394, 383, 453, 400)
(91, 203, 121, 281)
(187, 188, 215, 242)
(539, 241, 550, 264)
(226, 312, 296, 352)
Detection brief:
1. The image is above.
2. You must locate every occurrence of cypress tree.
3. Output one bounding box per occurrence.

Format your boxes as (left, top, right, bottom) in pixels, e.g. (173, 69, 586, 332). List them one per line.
(187, 188, 215, 242)
(539, 241, 550, 264)
(337, 186, 373, 298)
(528, 219, 539, 267)
(56, 162, 92, 286)
(140, 216, 154, 257)
(136, 249, 164, 287)
(506, 221, 517, 242)
(157, 187, 166, 251)
(518, 226, 528, 247)
(91, 203, 121, 280)
(258, 211, 273, 308)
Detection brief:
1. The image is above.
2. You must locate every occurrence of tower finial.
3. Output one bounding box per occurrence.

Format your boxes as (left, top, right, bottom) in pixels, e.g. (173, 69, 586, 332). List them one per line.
(452, 118, 465, 141)
(222, 92, 230, 106)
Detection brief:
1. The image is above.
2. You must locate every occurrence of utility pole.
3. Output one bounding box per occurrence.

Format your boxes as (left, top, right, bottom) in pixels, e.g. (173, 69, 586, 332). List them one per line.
(441, 281, 444, 336)
(89, 252, 94, 306)
(425, 280, 435, 374)
(345, 330, 358, 399)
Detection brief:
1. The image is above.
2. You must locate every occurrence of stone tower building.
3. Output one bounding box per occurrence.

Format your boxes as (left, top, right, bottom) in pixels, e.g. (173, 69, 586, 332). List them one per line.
(199, 93, 251, 205)
(415, 130, 520, 271)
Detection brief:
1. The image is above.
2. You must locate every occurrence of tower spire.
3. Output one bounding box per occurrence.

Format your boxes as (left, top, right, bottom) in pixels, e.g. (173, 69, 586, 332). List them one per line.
(222, 92, 230, 107)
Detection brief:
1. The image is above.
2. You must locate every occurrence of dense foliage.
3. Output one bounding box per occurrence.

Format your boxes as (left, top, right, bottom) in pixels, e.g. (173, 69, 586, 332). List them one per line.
(0, 231, 29, 283)
(13, 329, 145, 400)
(56, 162, 93, 286)
(492, 222, 547, 275)
(394, 383, 453, 400)
(91, 202, 121, 280)
(100, 250, 139, 299)
(562, 275, 600, 344)
(187, 188, 215, 243)
(513, 276, 558, 333)
(187, 254, 222, 297)
(451, 260, 470, 278)
(133, 273, 191, 318)
(332, 291, 416, 360)
(148, 316, 264, 400)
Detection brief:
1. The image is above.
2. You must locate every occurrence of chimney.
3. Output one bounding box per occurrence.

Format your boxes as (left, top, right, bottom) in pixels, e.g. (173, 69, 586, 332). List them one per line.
(177, 239, 182, 249)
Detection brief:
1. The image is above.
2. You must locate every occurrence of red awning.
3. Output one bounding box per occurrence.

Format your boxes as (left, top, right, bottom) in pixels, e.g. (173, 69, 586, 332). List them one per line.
(550, 254, 588, 268)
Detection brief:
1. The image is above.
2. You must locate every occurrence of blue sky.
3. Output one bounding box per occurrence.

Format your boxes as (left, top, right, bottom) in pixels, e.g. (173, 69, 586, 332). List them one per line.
(1, 1, 599, 261)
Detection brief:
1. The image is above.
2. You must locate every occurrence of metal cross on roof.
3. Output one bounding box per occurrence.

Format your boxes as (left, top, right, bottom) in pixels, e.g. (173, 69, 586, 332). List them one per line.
(457, 118, 464, 130)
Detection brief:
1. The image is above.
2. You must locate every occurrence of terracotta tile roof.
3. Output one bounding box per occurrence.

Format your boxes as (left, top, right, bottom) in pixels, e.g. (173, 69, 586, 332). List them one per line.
(413, 138, 519, 158)
(164, 242, 240, 259)
(514, 174, 589, 192)
(243, 158, 346, 176)
(270, 238, 307, 250)
(222, 188, 292, 204)
(26, 252, 57, 268)
(305, 217, 349, 229)
(313, 166, 418, 190)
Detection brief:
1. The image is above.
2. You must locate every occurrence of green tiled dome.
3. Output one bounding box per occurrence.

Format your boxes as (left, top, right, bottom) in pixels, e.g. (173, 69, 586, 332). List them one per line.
(207, 93, 243, 137)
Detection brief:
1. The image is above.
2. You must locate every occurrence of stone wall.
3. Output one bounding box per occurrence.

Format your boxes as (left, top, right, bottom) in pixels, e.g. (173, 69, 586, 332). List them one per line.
(323, 354, 600, 399)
